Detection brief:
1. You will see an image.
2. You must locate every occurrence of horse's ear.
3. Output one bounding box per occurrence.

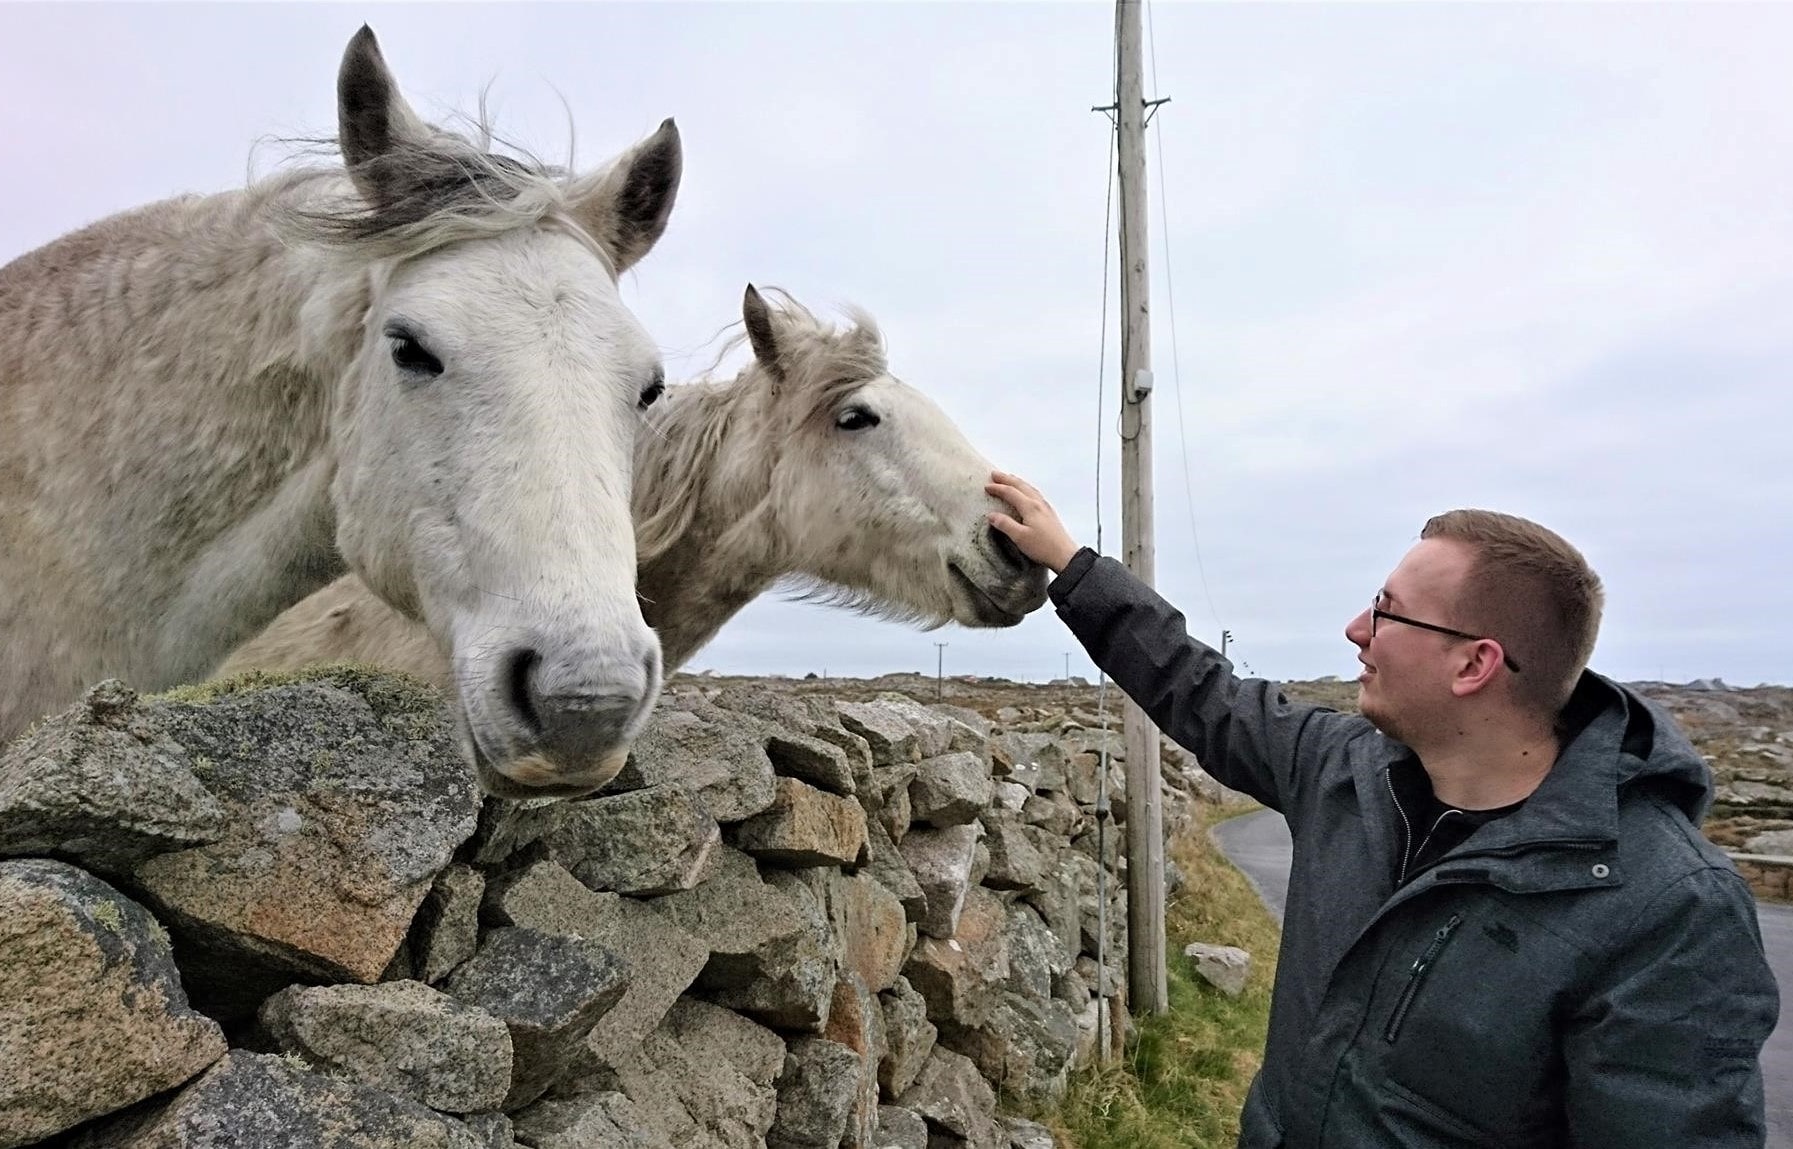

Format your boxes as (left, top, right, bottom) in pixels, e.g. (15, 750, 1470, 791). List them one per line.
(742, 285, 786, 382)
(336, 26, 432, 208)
(575, 119, 683, 274)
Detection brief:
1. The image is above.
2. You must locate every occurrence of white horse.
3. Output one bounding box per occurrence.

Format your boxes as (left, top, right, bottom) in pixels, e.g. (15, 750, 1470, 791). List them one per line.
(0, 27, 681, 798)
(218, 285, 1049, 685)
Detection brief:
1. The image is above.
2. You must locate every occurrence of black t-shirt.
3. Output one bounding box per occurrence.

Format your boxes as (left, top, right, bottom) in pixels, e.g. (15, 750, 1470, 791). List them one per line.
(1388, 757, 1526, 885)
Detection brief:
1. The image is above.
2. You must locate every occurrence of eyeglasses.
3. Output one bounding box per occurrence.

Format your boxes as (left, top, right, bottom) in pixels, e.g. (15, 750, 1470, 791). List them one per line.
(1371, 592, 1521, 673)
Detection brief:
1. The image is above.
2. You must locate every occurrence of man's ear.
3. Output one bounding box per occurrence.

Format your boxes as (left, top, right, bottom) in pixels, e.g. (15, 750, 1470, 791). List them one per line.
(1450, 639, 1507, 698)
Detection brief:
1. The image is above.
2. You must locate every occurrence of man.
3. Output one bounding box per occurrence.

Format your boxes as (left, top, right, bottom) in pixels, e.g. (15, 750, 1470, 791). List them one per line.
(985, 470, 1779, 1148)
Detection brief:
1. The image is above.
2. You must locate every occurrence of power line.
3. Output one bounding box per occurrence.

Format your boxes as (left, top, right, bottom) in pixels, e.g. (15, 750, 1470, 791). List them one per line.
(1144, 0, 1225, 636)
(1091, 110, 1117, 557)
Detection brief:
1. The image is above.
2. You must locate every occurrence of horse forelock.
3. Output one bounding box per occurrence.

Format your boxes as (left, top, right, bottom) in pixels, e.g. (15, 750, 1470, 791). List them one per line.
(263, 122, 616, 277)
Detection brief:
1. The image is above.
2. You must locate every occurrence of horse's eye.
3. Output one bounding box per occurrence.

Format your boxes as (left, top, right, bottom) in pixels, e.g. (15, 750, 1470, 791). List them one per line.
(388, 334, 443, 377)
(638, 375, 666, 410)
(836, 407, 880, 431)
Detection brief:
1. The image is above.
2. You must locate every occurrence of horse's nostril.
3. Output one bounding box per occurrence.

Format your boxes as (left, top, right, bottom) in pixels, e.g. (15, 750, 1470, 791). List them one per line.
(505, 648, 544, 738)
(988, 524, 1030, 572)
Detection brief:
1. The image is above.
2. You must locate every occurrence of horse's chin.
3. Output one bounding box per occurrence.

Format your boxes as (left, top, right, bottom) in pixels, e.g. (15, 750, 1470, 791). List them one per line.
(947, 563, 1042, 628)
(470, 744, 631, 800)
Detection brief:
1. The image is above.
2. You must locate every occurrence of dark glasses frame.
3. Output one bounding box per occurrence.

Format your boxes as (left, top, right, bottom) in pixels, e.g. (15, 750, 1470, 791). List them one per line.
(1371, 594, 1521, 673)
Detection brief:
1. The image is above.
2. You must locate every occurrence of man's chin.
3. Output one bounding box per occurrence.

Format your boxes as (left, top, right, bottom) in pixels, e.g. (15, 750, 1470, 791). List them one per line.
(1357, 691, 1394, 738)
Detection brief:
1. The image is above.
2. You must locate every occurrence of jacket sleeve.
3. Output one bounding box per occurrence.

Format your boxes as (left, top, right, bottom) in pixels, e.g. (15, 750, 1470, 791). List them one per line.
(1049, 549, 1360, 814)
(1561, 866, 1780, 1147)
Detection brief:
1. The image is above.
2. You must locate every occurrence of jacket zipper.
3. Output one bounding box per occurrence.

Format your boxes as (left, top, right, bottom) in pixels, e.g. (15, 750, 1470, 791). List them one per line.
(1385, 770, 1469, 885)
(1386, 771, 1414, 885)
(1384, 913, 1464, 1043)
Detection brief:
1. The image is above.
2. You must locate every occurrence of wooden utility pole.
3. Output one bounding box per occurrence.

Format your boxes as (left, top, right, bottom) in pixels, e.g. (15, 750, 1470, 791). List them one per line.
(1116, 0, 1167, 1016)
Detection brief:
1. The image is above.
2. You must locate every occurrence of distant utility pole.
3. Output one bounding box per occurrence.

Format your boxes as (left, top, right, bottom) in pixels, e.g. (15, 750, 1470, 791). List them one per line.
(1221, 630, 1232, 659)
(934, 642, 949, 700)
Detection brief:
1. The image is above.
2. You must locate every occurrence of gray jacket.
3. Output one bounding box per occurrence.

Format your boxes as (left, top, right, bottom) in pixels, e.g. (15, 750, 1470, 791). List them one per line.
(1051, 550, 1779, 1148)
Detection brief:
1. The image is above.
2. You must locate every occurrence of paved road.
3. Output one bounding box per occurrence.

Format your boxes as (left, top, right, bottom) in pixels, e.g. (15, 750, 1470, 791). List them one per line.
(1212, 808, 1792, 1148)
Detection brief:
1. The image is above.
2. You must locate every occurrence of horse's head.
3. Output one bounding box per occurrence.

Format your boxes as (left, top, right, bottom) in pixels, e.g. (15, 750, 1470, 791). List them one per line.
(320, 28, 678, 797)
(737, 286, 1049, 628)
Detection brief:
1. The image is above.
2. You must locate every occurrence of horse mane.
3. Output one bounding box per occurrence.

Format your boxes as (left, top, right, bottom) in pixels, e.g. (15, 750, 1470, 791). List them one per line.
(259, 114, 614, 270)
(632, 289, 887, 567)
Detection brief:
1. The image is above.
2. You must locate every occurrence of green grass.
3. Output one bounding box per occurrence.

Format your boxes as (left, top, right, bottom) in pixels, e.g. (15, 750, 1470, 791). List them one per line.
(1050, 802, 1281, 1149)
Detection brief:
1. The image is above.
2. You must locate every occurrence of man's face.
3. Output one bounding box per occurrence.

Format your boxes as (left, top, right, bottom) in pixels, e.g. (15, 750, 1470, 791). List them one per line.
(1345, 537, 1477, 743)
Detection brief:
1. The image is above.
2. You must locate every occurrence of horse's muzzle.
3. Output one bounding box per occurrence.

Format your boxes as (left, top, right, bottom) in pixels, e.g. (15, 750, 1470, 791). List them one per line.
(461, 627, 663, 798)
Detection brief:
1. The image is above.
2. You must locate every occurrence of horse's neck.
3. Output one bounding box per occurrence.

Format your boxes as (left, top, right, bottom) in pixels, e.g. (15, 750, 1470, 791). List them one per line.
(632, 379, 785, 669)
(0, 184, 352, 691)
(638, 545, 768, 671)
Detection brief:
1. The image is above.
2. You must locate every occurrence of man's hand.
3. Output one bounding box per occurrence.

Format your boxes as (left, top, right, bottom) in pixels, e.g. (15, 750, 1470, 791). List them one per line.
(985, 471, 1082, 574)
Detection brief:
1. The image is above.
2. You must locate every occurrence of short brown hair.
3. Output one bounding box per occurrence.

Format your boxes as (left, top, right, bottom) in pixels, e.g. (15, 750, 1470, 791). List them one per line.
(1421, 510, 1604, 715)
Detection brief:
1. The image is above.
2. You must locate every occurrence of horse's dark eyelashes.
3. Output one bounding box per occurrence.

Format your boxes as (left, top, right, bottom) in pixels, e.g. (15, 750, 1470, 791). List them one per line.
(638, 369, 666, 410)
(386, 328, 443, 378)
(836, 406, 880, 431)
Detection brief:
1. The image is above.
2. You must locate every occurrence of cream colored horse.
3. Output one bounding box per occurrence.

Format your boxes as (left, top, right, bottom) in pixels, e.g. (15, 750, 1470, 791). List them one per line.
(219, 286, 1049, 683)
(0, 27, 682, 798)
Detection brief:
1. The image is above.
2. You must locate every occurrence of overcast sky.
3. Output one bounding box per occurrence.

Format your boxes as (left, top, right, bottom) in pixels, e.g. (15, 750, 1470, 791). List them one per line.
(4, 3, 1789, 687)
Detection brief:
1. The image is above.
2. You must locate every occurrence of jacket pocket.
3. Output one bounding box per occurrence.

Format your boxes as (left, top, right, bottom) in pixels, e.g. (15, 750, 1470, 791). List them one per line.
(1382, 1077, 1500, 1147)
(1384, 913, 1463, 1043)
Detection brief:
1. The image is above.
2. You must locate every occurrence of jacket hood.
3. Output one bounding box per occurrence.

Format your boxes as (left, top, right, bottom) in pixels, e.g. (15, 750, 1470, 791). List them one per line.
(1573, 670, 1713, 823)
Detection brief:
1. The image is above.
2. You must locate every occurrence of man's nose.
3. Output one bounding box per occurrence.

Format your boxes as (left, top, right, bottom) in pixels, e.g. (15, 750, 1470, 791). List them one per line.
(1345, 608, 1372, 648)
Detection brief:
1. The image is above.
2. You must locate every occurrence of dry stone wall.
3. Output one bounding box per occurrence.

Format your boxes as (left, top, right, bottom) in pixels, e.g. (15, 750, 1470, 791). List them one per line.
(0, 667, 1217, 1148)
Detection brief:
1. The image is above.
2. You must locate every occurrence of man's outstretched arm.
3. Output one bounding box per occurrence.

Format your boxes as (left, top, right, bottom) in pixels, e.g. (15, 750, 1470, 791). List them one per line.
(986, 470, 1359, 812)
